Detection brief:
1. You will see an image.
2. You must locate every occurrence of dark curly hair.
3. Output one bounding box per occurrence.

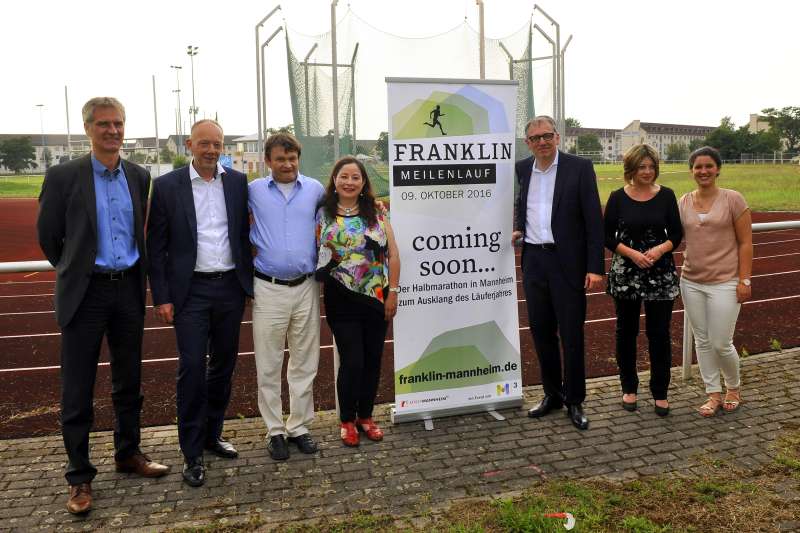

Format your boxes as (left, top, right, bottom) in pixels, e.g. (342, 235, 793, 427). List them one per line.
(321, 156, 378, 226)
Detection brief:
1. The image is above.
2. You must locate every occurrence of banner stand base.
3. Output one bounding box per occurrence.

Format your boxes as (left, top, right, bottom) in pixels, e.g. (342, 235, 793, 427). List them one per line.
(390, 398, 523, 426)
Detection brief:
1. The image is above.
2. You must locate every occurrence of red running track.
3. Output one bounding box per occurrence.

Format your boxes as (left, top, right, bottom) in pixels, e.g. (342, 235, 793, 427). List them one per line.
(0, 198, 798, 438)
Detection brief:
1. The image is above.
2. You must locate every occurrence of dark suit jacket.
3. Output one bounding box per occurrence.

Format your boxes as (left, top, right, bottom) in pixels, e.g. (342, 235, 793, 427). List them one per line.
(146, 165, 254, 316)
(37, 154, 150, 328)
(514, 151, 604, 290)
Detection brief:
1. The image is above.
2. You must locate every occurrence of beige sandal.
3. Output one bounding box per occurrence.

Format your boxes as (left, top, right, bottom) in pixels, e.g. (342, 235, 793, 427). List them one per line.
(699, 395, 723, 418)
(723, 389, 741, 413)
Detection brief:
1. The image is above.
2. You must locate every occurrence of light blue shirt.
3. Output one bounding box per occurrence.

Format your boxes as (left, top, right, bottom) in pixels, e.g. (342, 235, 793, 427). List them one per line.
(248, 173, 325, 279)
(91, 154, 139, 271)
(524, 150, 558, 244)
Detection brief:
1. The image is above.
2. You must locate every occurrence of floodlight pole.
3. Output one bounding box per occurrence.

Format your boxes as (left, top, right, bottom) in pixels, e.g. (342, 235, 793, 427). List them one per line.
(36, 104, 46, 170)
(255, 5, 282, 175)
(350, 42, 359, 149)
(533, 23, 556, 124)
(331, 0, 340, 160)
(186, 45, 199, 125)
(261, 27, 284, 142)
(64, 86, 71, 161)
(152, 75, 161, 177)
(476, 0, 485, 79)
(302, 43, 319, 136)
(534, 5, 562, 133)
(561, 35, 572, 130)
(170, 65, 183, 154)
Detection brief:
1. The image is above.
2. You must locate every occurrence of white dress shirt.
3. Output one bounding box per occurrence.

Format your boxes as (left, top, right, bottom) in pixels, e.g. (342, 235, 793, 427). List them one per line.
(189, 160, 235, 272)
(524, 151, 558, 244)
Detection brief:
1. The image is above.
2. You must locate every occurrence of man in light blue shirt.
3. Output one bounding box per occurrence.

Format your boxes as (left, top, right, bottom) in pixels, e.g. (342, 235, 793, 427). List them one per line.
(249, 133, 324, 461)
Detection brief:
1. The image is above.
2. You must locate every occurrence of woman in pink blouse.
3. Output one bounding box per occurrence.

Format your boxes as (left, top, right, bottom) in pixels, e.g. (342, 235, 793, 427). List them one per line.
(678, 146, 752, 417)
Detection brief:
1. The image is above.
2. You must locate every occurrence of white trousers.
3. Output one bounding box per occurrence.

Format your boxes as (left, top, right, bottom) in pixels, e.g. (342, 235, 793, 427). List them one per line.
(252, 277, 320, 437)
(680, 278, 741, 394)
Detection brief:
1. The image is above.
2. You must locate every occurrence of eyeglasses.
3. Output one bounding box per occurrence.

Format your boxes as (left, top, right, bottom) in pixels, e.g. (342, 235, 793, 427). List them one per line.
(527, 132, 556, 143)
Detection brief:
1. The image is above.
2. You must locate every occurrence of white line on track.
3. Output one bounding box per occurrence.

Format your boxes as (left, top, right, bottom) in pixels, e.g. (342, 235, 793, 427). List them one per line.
(1, 295, 796, 374)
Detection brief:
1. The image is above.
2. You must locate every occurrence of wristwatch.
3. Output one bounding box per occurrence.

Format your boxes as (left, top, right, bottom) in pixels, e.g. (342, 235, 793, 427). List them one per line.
(739, 278, 751, 286)
(388, 286, 401, 293)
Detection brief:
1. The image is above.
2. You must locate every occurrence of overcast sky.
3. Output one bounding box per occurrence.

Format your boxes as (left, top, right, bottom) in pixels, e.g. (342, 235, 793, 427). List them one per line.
(2, 0, 798, 139)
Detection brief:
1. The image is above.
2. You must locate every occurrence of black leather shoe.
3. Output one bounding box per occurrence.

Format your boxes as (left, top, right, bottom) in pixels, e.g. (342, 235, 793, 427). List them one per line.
(204, 438, 238, 459)
(654, 402, 670, 417)
(287, 433, 318, 454)
(182, 457, 205, 487)
(267, 435, 289, 461)
(527, 395, 564, 418)
(567, 404, 589, 430)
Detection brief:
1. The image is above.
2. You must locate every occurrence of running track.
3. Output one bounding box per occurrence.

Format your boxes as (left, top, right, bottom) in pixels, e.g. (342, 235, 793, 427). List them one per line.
(0, 199, 798, 438)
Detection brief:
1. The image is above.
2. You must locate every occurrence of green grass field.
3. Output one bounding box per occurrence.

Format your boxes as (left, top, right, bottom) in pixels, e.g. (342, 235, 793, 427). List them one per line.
(3, 163, 799, 211)
(0, 175, 44, 198)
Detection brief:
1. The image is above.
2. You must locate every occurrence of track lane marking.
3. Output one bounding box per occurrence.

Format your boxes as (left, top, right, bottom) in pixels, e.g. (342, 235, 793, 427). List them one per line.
(2, 296, 797, 374)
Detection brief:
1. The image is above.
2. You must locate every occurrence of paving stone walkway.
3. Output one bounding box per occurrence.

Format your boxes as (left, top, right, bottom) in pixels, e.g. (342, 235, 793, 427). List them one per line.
(1, 348, 798, 532)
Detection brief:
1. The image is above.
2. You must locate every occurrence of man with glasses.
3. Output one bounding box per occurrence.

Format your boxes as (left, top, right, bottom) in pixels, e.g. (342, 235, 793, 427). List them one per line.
(512, 116, 604, 430)
(38, 97, 170, 515)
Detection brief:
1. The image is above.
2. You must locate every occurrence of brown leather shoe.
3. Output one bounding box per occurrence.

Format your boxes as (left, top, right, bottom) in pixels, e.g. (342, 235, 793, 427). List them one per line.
(66, 483, 92, 514)
(115, 452, 170, 478)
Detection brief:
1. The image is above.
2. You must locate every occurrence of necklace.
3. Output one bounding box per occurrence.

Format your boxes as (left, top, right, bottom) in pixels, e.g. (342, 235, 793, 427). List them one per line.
(692, 190, 718, 213)
(337, 202, 358, 215)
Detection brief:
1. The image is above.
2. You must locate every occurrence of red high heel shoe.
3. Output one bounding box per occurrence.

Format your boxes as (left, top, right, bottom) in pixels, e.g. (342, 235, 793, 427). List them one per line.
(355, 417, 384, 441)
(340, 422, 360, 447)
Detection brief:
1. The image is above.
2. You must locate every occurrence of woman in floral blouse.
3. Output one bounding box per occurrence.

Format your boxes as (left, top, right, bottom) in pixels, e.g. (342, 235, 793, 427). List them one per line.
(604, 144, 682, 416)
(316, 156, 400, 447)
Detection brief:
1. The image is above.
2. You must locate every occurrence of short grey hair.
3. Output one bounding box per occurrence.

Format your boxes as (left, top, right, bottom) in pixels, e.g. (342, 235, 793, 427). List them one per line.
(524, 115, 557, 134)
(82, 97, 126, 124)
(190, 119, 224, 136)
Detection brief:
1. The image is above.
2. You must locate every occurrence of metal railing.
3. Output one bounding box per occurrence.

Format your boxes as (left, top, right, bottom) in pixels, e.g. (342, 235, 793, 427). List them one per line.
(3, 221, 800, 382)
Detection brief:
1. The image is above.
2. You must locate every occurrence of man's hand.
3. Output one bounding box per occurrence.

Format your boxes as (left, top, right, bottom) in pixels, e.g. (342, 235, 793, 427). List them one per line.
(511, 230, 523, 246)
(584, 273, 604, 291)
(384, 292, 398, 321)
(154, 303, 174, 324)
(736, 281, 752, 303)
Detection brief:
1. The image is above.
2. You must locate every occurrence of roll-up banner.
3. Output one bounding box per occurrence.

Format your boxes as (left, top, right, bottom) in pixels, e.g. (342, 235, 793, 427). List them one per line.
(387, 78, 522, 424)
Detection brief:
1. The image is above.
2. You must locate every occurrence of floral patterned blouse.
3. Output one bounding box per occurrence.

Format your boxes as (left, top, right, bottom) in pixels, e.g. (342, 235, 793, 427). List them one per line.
(315, 211, 389, 309)
(604, 186, 682, 300)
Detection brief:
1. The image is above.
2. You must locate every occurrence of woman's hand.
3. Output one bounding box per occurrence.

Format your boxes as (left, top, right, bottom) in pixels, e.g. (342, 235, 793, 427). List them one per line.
(644, 244, 664, 263)
(736, 281, 752, 303)
(628, 249, 654, 269)
(384, 291, 398, 321)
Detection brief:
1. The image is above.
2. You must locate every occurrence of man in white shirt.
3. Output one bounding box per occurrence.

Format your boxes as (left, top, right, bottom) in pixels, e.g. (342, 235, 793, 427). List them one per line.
(147, 120, 254, 486)
(512, 116, 604, 430)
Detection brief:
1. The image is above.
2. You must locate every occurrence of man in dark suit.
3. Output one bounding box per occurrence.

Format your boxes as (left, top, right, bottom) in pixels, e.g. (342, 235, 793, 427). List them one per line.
(37, 97, 170, 515)
(512, 115, 604, 430)
(147, 119, 253, 487)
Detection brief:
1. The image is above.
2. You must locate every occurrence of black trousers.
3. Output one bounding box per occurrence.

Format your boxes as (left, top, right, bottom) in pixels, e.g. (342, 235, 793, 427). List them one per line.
(60, 273, 144, 485)
(522, 245, 587, 405)
(328, 309, 388, 423)
(173, 272, 245, 459)
(613, 297, 674, 400)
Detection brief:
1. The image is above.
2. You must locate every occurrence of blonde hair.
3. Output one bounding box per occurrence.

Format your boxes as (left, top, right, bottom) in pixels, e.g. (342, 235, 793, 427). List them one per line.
(82, 97, 126, 124)
(622, 144, 659, 184)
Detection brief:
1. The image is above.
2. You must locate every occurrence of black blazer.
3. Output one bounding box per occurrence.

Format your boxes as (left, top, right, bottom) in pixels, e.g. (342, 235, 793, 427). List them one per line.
(37, 154, 150, 328)
(514, 151, 604, 290)
(146, 165, 254, 315)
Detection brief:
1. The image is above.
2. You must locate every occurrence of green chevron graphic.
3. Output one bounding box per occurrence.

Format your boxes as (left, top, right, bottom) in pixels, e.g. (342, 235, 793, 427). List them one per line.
(392, 91, 490, 139)
(395, 321, 519, 394)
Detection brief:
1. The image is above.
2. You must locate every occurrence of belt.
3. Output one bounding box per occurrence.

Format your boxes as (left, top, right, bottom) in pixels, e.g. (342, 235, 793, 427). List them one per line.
(92, 266, 136, 281)
(193, 270, 234, 280)
(255, 270, 311, 287)
(525, 242, 556, 251)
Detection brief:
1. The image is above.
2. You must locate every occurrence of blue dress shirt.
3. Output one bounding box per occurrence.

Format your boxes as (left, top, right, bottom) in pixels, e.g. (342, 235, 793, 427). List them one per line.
(91, 154, 139, 271)
(248, 173, 324, 280)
